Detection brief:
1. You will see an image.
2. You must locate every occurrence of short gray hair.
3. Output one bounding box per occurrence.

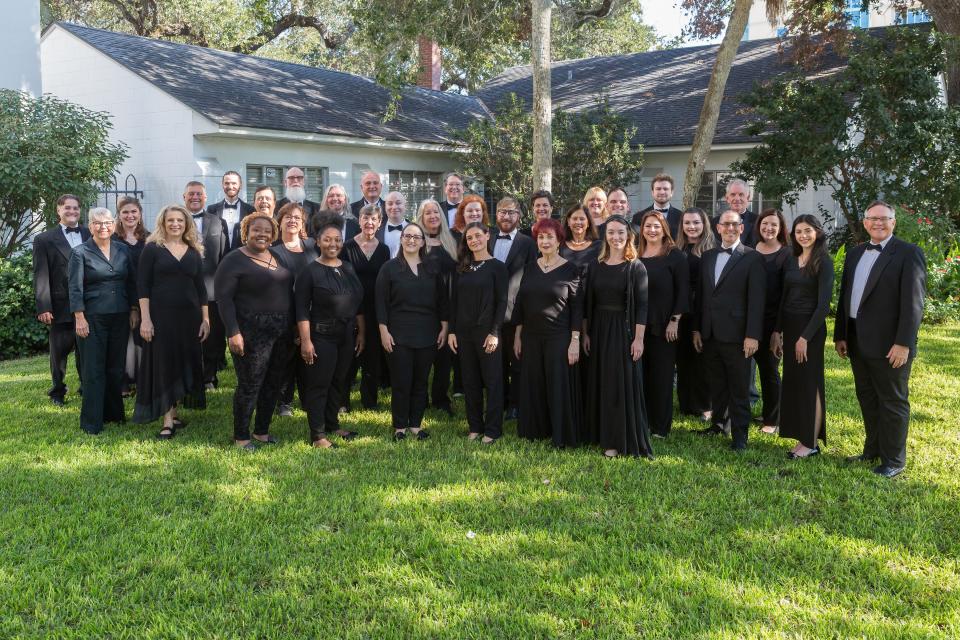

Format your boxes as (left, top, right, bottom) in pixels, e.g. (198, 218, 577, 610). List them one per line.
(865, 200, 896, 218)
(88, 207, 115, 224)
(725, 178, 752, 197)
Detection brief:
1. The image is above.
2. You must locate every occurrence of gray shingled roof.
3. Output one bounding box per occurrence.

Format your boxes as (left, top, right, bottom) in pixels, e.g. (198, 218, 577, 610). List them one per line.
(58, 22, 488, 146)
(478, 36, 846, 148)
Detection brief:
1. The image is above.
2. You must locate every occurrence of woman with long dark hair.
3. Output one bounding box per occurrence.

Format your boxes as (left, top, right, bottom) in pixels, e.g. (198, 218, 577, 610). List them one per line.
(773, 214, 834, 458)
(448, 222, 508, 443)
(114, 195, 147, 397)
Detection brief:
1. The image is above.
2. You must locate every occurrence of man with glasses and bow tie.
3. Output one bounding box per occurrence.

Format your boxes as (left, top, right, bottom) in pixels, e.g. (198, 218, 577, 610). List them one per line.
(488, 196, 537, 421)
(835, 201, 926, 478)
(376, 191, 408, 258)
(184, 181, 229, 389)
(207, 171, 254, 250)
(633, 174, 682, 240)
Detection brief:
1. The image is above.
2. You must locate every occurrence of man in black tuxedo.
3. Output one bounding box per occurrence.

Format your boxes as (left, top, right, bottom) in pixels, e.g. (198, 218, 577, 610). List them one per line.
(693, 209, 766, 451)
(276, 167, 321, 230)
(207, 171, 254, 250)
(711, 179, 757, 247)
(633, 174, 682, 240)
(350, 171, 386, 218)
(835, 201, 926, 478)
(488, 196, 538, 420)
(184, 181, 229, 389)
(377, 191, 408, 258)
(33, 194, 90, 406)
(438, 172, 465, 229)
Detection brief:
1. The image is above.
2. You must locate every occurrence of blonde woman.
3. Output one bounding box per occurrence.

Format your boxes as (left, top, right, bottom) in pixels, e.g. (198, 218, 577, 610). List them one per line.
(582, 186, 608, 229)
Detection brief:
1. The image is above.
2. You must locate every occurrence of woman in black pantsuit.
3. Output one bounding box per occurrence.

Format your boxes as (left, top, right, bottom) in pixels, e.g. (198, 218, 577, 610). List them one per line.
(583, 215, 653, 459)
(133, 205, 209, 438)
(773, 214, 834, 459)
(215, 214, 294, 451)
(341, 204, 390, 410)
(448, 222, 508, 443)
(296, 213, 365, 449)
(513, 218, 583, 447)
(753, 208, 791, 434)
(637, 210, 689, 438)
(376, 222, 449, 441)
(675, 207, 715, 421)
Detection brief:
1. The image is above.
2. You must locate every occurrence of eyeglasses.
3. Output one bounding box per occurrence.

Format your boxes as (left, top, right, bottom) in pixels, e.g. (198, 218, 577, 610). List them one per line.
(497, 209, 520, 216)
(718, 221, 742, 228)
(864, 216, 893, 223)
(91, 221, 115, 228)
(402, 234, 424, 241)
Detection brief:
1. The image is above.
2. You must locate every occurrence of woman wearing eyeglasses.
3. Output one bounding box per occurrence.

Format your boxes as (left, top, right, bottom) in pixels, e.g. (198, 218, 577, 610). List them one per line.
(375, 222, 449, 441)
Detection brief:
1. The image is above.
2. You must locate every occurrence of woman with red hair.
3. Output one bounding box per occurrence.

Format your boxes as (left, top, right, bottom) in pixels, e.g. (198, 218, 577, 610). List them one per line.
(451, 195, 490, 240)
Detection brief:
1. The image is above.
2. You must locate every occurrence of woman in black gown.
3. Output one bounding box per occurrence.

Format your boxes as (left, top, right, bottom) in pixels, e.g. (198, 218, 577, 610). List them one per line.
(559, 206, 601, 273)
(296, 213, 366, 449)
(773, 214, 834, 459)
(637, 210, 689, 438)
(675, 207, 714, 421)
(513, 218, 583, 447)
(583, 215, 653, 459)
(753, 208, 791, 434)
(215, 214, 294, 450)
(341, 204, 390, 410)
(271, 203, 318, 417)
(133, 205, 209, 438)
(448, 222, 508, 443)
(376, 222, 449, 441)
(115, 196, 147, 397)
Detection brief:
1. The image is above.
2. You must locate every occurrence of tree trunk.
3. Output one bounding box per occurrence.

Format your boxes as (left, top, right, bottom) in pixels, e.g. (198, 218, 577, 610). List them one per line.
(531, 0, 552, 193)
(925, 0, 960, 107)
(682, 0, 753, 209)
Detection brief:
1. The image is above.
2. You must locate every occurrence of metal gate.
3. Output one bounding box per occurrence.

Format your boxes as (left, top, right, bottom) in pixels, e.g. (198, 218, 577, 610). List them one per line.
(97, 173, 144, 211)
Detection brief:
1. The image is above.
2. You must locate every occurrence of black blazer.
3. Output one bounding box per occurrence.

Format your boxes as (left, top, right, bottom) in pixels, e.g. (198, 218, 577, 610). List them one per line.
(198, 212, 229, 301)
(208, 199, 254, 250)
(487, 230, 538, 324)
(67, 239, 137, 315)
(711, 209, 758, 247)
(834, 236, 926, 358)
(376, 219, 407, 244)
(696, 244, 765, 343)
(33, 226, 91, 323)
(351, 197, 385, 218)
(633, 205, 682, 240)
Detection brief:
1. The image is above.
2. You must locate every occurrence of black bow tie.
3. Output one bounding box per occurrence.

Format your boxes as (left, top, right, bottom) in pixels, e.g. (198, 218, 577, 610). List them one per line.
(387, 224, 403, 232)
(865, 243, 883, 252)
(655, 208, 669, 213)
(223, 202, 238, 209)
(64, 226, 81, 234)
(719, 247, 733, 255)
(497, 234, 512, 240)
(192, 213, 203, 219)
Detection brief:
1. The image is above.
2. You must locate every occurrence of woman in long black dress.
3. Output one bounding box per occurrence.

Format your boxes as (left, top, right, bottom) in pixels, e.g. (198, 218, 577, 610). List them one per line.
(513, 218, 583, 447)
(559, 206, 601, 272)
(341, 204, 390, 410)
(417, 199, 459, 416)
(376, 222, 449, 441)
(583, 215, 653, 459)
(448, 222, 508, 443)
(773, 214, 834, 459)
(675, 207, 715, 422)
(296, 213, 366, 449)
(115, 195, 147, 397)
(637, 210, 689, 438)
(215, 214, 294, 450)
(271, 203, 318, 417)
(133, 205, 209, 438)
(753, 208, 791, 434)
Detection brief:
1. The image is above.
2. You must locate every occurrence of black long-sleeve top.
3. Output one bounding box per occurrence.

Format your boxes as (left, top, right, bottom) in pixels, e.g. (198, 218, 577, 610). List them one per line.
(682, 246, 702, 314)
(776, 256, 835, 340)
(340, 239, 390, 321)
(449, 259, 509, 338)
(137, 243, 207, 310)
(513, 261, 583, 337)
(375, 257, 449, 349)
(294, 260, 364, 326)
(213, 249, 293, 336)
(585, 260, 648, 330)
(759, 246, 790, 336)
(639, 249, 689, 336)
(559, 241, 601, 273)
(271, 238, 318, 277)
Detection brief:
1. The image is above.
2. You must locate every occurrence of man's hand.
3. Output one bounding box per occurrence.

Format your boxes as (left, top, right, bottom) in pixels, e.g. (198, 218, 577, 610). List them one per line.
(887, 344, 910, 368)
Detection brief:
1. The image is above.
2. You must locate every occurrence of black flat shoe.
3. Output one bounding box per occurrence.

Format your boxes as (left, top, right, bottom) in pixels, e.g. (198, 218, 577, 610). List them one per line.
(157, 427, 175, 440)
(393, 430, 407, 441)
(254, 435, 278, 444)
(236, 442, 256, 452)
(697, 425, 725, 436)
(415, 429, 431, 440)
(51, 397, 65, 407)
(873, 464, 904, 479)
(337, 430, 359, 440)
(787, 447, 820, 459)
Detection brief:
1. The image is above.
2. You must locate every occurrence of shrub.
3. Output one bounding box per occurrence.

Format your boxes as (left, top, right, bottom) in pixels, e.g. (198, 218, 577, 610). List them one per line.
(0, 254, 48, 360)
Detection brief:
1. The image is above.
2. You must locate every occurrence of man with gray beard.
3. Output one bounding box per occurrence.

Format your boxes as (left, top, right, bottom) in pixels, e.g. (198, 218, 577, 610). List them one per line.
(275, 167, 321, 222)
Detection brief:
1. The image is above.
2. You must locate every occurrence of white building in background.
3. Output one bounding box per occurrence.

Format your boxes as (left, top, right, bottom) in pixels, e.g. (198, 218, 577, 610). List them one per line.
(3, 0, 43, 95)
(745, 0, 931, 41)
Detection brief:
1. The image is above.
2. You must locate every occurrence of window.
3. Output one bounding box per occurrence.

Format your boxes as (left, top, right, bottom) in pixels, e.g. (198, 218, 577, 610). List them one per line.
(694, 171, 780, 218)
(246, 165, 327, 203)
(844, 1, 869, 29)
(902, 9, 932, 25)
(388, 170, 444, 213)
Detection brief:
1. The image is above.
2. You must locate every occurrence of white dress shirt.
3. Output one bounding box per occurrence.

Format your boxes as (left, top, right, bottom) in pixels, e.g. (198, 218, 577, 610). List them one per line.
(383, 219, 406, 258)
(849, 235, 892, 319)
(190, 211, 205, 234)
(221, 198, 241, 238)
(61, 224, 83, 249)
(714, 239, 740, 285)
(494, 228, 517, 263)
(445, 202, 461, 229)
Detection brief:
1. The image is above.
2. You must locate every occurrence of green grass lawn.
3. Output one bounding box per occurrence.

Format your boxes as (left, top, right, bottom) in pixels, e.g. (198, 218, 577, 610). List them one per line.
(1, 322, 959, 639)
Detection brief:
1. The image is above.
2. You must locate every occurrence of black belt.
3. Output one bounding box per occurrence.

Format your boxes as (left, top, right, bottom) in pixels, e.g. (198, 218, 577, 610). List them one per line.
(596, 305, 625, 312)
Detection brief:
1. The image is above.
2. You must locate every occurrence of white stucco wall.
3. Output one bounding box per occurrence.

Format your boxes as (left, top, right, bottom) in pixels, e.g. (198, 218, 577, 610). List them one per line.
(4, 0, 42, 95)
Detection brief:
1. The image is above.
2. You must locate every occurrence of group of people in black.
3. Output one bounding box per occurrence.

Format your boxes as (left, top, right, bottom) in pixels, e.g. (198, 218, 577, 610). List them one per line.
(33, 169, 926, 476)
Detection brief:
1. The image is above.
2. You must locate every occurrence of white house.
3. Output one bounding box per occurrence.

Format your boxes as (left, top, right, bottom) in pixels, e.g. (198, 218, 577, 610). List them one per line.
(4, 0, 42, 96)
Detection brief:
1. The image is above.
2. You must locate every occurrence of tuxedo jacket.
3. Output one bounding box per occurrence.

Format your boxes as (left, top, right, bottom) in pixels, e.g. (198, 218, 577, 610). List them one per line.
(696, 244, 765, 343)
(376, 219, 407, 244)
(351, 197, 385, 218)
(198, 212, 229, 301)
(711, 209, 758, 247)
(633, 205, 682, 240)
(439, 200, 462, 227)
(67, 239, 138, 315)
(487, 230, 538, 324)
(208, 199, 254, 250)
(33, 225, 92, 323)
(834, 236, 926, 358)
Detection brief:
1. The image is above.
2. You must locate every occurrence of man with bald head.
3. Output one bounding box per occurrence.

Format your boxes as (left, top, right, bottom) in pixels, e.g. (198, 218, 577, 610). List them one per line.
(351, 171, 385, 218)
(376, 191, 409, 258)
(713, 179, 758, 247)
(275, 167, 321, 222)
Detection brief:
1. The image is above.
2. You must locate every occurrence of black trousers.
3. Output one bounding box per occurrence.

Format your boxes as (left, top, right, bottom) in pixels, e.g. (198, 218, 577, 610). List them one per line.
(76, 313, 128, 434)
(754, 333, 781, 425)
(204, 300, 227, 386)
(431, 344, 452, 408)
(643, 332, 677, 436)
(48, 320, 82, 400)
(704, 339, 752, 444)
(459, 332, 503, 438)
(676, 315, 709, 415)
(354, 318, 383, 408)
(389, 344, 435, 429)
(277, 327, 299, 407)
(230, 311, 291, 441)
(299, 326, 355, 441)
(500, 323, 521, 410)
(849, 323, 913, 468)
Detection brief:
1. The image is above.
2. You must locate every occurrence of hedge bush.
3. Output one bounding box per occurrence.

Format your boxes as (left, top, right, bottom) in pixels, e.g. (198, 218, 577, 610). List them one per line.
(0, 254, 47, 360)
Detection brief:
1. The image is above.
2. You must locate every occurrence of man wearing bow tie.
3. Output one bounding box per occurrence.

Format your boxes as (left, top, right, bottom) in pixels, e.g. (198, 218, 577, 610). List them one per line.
(33, 194, 91, 406)
(207, 171, 254, 250)
(351, 171, 386, 218)
(488, 196, 537, 421)
(184, 181, 229, 389)
(633, 174, 682, 240)
(835, 201, 925, 478)
(376, 191, 408, 258)
(692, 209, 765, 452)
(439, 172, 465, 229)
